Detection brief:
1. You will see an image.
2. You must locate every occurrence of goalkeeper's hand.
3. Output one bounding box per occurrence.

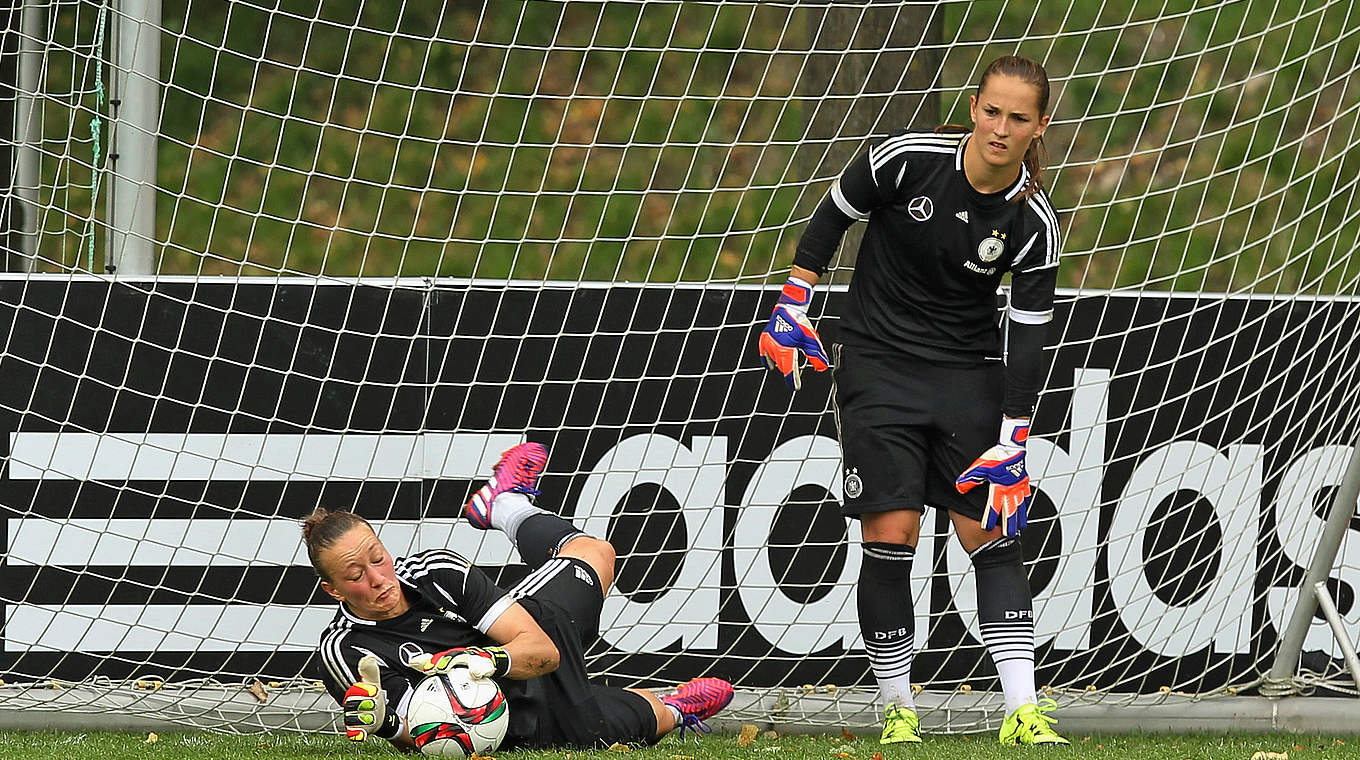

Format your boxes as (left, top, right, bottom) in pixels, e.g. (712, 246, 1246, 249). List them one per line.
(343, 654, 400, 741)
(955, 417, 1033, 537)
(758, 277, 830, 390)
(408, 646, 511, 681)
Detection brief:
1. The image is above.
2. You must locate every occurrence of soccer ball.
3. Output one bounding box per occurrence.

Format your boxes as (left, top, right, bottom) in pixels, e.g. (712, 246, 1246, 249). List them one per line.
(405, 669, 509, 758)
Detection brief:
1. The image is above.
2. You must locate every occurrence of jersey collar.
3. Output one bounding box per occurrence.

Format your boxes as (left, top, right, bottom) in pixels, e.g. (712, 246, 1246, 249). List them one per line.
(956, 133, 1030, 202)
(338, 601, 379, 626)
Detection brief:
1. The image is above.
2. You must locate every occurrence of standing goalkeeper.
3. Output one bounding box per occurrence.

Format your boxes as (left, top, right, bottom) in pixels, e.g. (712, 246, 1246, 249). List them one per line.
(758, 55, 1066, 746)
(304, 442, 733, 751)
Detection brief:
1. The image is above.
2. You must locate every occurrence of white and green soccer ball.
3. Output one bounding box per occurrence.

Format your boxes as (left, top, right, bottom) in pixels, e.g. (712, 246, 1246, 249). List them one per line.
(406, 669, 509, 758)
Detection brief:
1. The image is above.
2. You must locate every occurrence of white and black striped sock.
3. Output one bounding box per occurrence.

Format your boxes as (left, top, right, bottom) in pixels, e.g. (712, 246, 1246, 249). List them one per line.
(971, 536, 1036, 713)
(859, 541, 917, 709)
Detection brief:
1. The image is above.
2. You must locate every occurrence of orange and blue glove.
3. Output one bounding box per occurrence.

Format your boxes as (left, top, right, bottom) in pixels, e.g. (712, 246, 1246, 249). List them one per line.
(408, 645, 511, 681)
(343, 654, 401, 741)
(758, 277, 830, 390)
(955, 417, 1032, 537)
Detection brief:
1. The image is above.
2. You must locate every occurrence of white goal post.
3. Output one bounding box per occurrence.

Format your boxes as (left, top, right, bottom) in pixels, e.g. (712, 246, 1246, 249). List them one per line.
(2, 0, 1360, 735)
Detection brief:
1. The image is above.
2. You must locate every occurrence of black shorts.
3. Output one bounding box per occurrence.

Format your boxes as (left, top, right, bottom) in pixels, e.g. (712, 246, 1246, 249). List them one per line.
(512, 556, 605, 645)
(507, 558, 658, 749)
(832, 343, 1001, 520)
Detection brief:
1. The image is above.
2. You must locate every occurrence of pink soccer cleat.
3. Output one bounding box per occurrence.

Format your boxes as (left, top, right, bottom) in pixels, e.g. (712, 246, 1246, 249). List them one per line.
(464, 442, 549, 530)
(661, 677, 734, 737)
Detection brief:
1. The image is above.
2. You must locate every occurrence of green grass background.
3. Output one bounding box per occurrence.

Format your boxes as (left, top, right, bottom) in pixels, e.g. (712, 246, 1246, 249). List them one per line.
(0, 730, 1357, 760)
(25, 0, 1358, 291)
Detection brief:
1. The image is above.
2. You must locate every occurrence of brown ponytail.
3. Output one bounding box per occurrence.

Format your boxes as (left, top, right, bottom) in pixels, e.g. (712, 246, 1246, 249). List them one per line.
(301, 507, 371, 581)
(975, 55, 1051, 200)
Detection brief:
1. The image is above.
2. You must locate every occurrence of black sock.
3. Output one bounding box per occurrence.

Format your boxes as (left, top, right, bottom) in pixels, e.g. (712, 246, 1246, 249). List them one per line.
(858, 541, 916, 707)
(971, 536, 1036, 710)
(514, 513, 586, 569)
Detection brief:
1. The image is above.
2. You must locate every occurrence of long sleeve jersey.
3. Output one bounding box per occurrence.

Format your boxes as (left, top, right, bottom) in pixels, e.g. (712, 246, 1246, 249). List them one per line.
(793, 130, 1062, 416)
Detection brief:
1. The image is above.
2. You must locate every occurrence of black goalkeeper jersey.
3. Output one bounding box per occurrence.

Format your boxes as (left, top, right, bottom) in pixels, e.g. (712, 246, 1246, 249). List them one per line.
(794, 130, 1061, 366)
(315, 548, 547, 740)
(792, 130, 1061, 415)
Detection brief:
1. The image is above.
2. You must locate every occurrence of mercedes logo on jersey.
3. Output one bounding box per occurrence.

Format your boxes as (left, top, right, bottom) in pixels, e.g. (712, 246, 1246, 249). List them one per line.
(907, 195, 933, 222)
(399, 641, 426, 666)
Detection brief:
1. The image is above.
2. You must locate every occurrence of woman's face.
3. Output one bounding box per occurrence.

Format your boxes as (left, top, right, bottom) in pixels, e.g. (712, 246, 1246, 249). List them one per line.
(968, 73, 1050, 172)
(318, 524, 407, 620)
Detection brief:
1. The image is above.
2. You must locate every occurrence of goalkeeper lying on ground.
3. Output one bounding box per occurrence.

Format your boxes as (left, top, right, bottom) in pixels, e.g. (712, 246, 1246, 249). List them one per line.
(303, 442, 733, 751)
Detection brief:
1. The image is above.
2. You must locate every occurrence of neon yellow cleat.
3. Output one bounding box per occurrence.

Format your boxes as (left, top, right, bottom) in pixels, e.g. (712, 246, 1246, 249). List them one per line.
(998, 698, 1070, 745)
(880, 703, 923, 744)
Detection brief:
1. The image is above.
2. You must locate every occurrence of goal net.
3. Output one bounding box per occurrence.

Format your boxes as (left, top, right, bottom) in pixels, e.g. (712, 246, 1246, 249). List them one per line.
(3, 0, 1360, 735)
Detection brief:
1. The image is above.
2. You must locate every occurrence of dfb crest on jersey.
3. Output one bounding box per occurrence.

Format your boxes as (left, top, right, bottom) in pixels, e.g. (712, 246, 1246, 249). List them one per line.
(907, 195, 933, 222)
(978, 235, 1005, 262)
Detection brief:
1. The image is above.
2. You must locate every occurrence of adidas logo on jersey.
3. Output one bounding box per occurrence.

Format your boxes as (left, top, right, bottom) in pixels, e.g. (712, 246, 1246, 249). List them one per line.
(955, 210, 969, 223)
(420, 618, 432, 632)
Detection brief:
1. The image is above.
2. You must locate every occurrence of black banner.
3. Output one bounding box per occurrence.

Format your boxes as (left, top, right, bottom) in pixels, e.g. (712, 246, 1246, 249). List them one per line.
(1, 279, 1358, 693)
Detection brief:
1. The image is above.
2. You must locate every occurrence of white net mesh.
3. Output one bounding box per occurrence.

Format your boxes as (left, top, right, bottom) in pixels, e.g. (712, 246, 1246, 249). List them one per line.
(2, 0, 1359, 734)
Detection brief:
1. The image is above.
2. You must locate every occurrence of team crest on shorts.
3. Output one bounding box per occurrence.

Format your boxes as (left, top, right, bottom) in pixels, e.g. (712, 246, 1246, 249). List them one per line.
(844, 467, 864, 499)
(907, 195, 933, 222)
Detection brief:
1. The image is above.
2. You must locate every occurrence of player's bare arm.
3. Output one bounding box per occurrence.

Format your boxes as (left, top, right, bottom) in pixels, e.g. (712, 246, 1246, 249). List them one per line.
(484, 600, 561, 678)
(408, 603, 561, 680)
(790, 264, 821, 287)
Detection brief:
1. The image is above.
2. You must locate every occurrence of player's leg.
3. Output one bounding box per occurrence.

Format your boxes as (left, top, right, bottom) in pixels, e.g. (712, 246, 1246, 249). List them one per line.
(629, 688, 675, 737)
(951, 515, 1035, 707)
(858, 508, 923, 744)
(949, 514, 1064, 743)
(833, 344, 928, 744)
(511, 583, 731, 745)
(582, 681, 733, 746)
(465, 442, 605, 581)
(932, 365, 1067, 746)
(556, 534, 615, 593)
(859, 507, 922, 707)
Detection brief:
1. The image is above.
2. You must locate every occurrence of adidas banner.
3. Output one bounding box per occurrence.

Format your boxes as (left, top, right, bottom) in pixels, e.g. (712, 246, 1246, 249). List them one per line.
(1, 278, 1357, 691)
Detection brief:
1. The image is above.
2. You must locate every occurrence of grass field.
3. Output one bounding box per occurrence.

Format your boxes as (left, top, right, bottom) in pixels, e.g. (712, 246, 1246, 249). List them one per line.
(0, 730, 1356, 760)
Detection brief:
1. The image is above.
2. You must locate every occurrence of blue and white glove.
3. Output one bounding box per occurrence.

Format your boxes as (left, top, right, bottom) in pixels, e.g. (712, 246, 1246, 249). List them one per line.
(955, 417, 1033, 536)
(758, 277, 830, 390)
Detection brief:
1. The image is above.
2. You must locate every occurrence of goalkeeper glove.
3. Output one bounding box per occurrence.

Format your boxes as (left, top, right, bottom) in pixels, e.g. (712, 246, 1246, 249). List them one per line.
(408, 645, 511, 681)
(758, 277, 830, 390)
(955, 417, 1033, 537)
(343, 654, 401, 741)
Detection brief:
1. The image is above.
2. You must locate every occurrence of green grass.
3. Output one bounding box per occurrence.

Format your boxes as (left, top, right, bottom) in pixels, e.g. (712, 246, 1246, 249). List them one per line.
(0, 731, 1357, 760)
(24, 1, 1360, 292)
